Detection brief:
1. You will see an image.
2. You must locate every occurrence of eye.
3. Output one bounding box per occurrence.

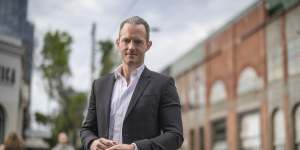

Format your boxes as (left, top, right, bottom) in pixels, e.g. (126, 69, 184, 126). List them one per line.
(134, 39, 143, 45)
(122, 38, 130, 44)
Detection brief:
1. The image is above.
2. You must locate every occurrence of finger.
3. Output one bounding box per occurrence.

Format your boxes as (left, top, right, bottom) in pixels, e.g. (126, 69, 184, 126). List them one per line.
(106, 145, 117, 150)
(111, 141, 118, 145)
(100, 138, 116, 147)
(95, 140, 108, 150)
(91, 139, 103, 150)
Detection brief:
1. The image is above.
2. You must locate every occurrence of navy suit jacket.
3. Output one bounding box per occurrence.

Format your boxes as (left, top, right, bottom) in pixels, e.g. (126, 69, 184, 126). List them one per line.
(80, 67, 183, 150)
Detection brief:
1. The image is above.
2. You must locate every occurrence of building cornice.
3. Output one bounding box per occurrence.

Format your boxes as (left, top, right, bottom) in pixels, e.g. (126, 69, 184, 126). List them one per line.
(0, 35, 24, 56)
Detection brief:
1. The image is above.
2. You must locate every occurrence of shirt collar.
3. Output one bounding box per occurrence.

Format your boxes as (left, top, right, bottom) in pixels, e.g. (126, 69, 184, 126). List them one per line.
(113, 64, 145, 80)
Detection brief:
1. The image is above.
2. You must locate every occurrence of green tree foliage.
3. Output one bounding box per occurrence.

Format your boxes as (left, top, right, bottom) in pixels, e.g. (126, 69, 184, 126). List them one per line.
(34, 112, 51, 125)
(40, 31, 71, 99)
(99, 40, 116, 76)
(50, 91, 86, 147)
(37, 31, 87, 148)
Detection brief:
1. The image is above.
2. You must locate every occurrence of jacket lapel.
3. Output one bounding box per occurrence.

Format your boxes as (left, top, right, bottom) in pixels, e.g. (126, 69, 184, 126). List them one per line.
(124, 68, 151, 120)
(97, 73, 115, 137)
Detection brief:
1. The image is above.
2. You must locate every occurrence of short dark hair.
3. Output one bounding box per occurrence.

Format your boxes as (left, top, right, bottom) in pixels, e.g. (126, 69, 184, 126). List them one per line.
(119, 16, 150, 41)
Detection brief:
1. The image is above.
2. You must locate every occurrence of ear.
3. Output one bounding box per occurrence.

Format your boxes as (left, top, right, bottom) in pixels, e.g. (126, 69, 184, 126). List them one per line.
(146, 40, 152, 51)
(116, 38, 120, 49)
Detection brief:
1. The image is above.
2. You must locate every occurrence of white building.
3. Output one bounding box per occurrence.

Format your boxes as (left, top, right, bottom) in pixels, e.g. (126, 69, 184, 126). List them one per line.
(0, 35, 27, 143)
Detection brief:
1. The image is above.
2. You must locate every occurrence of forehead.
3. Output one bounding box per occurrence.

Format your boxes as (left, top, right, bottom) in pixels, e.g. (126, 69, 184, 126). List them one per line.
(119, 23, 147, 39)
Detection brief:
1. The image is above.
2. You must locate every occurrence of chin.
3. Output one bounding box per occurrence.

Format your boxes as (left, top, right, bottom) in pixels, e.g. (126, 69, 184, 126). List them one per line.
(124, 61, 135, 65)
(126, 61, 142, 67)
(126, 59, 135, 63)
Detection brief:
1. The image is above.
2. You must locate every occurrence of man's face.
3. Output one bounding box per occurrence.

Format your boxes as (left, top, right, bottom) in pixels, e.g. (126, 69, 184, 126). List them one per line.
(116, 23, 152, 67)
(58, 133, 68, 144)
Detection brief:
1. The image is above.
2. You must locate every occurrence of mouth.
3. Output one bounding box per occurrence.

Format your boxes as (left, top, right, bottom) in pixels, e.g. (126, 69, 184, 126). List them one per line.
(126, 54, 137, 56)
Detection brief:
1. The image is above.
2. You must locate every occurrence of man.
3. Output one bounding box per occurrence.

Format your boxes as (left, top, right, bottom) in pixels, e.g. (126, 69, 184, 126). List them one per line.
(52, 132, 74, 150)
(80, 16, 183, 150)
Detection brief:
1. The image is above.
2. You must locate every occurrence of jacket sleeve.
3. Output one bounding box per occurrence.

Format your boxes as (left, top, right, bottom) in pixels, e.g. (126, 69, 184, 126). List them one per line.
(135, 77, 184, 150)
(80, 80, 99, 150)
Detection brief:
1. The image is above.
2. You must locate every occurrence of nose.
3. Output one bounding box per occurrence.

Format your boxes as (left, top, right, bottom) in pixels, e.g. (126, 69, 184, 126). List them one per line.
(128, 41, 135, 50)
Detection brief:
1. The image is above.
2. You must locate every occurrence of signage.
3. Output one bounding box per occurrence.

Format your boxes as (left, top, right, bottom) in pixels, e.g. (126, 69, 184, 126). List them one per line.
(0, 65, 15, 85)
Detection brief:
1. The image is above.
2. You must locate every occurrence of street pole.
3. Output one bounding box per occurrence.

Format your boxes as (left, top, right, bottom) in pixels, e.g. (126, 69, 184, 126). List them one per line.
(91, 23, 96, 84)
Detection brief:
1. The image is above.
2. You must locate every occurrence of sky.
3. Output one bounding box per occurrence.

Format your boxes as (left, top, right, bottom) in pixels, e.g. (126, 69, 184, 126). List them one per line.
(28, 0, 257, 130)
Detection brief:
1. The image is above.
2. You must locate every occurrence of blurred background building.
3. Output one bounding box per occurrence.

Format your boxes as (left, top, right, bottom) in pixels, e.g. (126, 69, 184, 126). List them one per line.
(0, 0, 34, 144)
(163, 0, 300, 149)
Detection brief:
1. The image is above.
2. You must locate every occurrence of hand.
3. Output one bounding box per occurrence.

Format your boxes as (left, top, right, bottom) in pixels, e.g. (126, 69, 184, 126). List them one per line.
(90, 138, 118, 150)
(105, 144, 134, 150)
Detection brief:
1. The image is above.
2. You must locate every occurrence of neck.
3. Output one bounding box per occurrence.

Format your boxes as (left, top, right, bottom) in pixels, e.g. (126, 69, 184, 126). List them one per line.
(121, 63, 142, 84)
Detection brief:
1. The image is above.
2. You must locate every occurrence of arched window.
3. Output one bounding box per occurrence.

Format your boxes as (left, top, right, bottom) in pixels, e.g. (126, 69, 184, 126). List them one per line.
(238, 67, 263, 94)
(240, 112, 261, 149)
(294, 105, 300, 149)
(273, 109, 285, 150)
(210, 80, 226, 104)
(0, 105, 5, 143)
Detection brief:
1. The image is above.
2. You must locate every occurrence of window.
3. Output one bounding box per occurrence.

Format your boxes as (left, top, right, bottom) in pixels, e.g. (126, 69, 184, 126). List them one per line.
(189, 74, 202, 109)
(190, 129, 195, 150)
(266, 19, 283, 82)
(178, 88, 184, 105)
(240, 112, 261, 150)
(212, 119, 227, 150)
(198, 80, 206, 108)
(294, 105, 300, 149)
(196, 67, 206, 108)
(286, 6, 300, 76)
(0, 105, 5, 143)
(210, 81, 226, 104)
(287, 37, 300, 76)
(273, 109, 285, 150)
(179, 89, 186, 112)
(189, 86, 197, 109)
(199, 127, 205, 150)
(238, 67, 263, 94)
(176, 80, 186, 108)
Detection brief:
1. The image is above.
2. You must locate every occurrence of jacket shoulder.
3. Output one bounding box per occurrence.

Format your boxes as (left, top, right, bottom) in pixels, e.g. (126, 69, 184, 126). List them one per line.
(93, 73, 114, 85)
(146, 70, 174, 85)
(147, 69, 173, 82)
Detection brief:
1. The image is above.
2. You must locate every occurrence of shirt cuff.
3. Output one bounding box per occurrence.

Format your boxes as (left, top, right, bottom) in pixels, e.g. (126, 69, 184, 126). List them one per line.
(132, 143, 138, 150)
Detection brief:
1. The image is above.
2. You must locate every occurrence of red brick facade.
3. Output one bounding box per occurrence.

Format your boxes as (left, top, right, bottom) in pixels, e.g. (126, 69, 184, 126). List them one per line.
(170, 1, 300, 150)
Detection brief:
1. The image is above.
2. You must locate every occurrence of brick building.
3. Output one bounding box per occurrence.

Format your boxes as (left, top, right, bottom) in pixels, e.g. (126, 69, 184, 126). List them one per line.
(163, 0, 300, 149)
